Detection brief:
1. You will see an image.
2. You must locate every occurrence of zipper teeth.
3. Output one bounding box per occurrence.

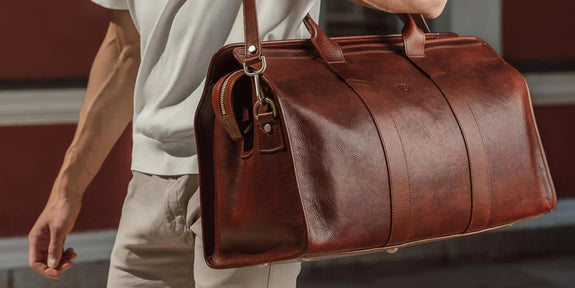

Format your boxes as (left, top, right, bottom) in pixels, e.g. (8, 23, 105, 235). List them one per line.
(220, 70, 242, 115)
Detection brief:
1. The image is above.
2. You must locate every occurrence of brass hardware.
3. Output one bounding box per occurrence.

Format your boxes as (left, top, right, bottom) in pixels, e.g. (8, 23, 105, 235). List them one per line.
(243, 56, 277, 122)
(257, 263, 269, 268)
(386, 248, 399, 254)
(264, 124, 272, 133)
(253, 98, 278, 121)
(243, 56, 267, 104)
(243, 56, 266, 77)
(301, 256, 314, 262)
(248, 45, 257, 54)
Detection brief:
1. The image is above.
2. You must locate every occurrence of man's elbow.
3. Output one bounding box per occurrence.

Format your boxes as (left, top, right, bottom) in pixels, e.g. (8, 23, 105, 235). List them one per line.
(110, 10, 141, 66)
(118, 40, 141, 67)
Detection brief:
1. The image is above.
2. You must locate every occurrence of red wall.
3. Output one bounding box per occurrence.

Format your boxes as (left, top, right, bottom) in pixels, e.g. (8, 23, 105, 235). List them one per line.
(0, 125, 132, 237)
(0, 1, 110, 79)
(503, 0, 575, 64)
(533, 106, 575, 197)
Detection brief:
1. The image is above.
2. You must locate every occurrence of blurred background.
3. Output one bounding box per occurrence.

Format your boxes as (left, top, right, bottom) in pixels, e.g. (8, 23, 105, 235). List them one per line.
(0, 0, 573, 287)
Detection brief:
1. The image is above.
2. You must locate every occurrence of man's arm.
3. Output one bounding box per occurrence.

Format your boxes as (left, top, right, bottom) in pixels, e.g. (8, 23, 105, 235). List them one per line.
(28, 10, 140, 279)
(349, 0, 448, 19)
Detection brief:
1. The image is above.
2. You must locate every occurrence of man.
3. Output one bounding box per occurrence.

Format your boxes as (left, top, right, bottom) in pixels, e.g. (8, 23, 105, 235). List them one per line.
(28, 0, 446, 287)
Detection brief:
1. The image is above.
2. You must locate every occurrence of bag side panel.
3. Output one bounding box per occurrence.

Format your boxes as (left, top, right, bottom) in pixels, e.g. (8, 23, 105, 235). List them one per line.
(424, 41, 556, 224)
(195, 47, 308, 268)
(266, 56, 395, 254)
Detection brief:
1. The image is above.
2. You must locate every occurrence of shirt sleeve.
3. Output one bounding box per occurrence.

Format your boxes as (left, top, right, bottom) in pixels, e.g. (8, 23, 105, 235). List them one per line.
(91, 0, 129, 10)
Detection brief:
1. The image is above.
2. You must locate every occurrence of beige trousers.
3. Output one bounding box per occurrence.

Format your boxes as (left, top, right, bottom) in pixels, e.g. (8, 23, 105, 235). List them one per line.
(106, 171, 302, 288)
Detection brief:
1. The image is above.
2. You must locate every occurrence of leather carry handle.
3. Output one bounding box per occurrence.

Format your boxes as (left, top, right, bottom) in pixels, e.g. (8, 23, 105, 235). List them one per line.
(241, 0, 430, 66)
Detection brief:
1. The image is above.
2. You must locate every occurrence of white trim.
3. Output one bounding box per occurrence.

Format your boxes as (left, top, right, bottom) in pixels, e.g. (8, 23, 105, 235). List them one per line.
(0, 88, 85, 126)
(0, 229, 116, 270)
(0, 71, 573, 128)
(448, 0, 502, 55)
(524, 72, 575, 106)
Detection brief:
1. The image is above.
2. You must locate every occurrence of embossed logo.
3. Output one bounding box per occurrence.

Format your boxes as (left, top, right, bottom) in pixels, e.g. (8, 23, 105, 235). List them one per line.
(396, 84, 409, 91)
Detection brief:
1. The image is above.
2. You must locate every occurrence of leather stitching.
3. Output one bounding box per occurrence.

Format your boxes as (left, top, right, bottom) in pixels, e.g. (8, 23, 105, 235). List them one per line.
(394, 88, 413, 242)
(499, 62, 555, 206)
(258, 122, 285, 153)
(450, 79, 492, 229)
(344, 81, 411, 246)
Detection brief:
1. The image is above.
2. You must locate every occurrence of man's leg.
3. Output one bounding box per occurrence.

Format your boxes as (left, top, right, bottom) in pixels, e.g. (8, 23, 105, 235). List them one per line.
(107, 170, 302, 288)
(106, 171, 196, 287)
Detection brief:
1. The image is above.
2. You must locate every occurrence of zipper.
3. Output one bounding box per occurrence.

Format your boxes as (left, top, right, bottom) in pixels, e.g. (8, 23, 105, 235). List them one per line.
(219, 70, 243, 116)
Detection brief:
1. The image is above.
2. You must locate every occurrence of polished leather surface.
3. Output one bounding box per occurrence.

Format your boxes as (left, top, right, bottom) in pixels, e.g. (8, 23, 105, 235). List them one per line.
(194, 1, 557, 269)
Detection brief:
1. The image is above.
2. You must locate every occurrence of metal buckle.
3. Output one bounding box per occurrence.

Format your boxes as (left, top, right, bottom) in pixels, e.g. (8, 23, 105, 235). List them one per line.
(253, 98, 278, 121)
(243, 56, 267, 77)
(243, 57, 277, 121)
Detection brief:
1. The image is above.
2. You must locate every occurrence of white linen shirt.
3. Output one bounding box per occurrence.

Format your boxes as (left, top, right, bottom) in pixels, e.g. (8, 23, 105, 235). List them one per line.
(91, 0, 321, 175)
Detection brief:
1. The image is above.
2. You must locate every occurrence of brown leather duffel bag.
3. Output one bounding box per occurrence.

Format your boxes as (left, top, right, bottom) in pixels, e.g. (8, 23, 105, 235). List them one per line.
(194, 0, 556, 269)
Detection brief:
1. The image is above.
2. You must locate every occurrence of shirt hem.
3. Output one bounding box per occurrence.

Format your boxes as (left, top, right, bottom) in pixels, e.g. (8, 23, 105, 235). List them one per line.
(91, 0, 129, 10)
(131, 134, 199, 176)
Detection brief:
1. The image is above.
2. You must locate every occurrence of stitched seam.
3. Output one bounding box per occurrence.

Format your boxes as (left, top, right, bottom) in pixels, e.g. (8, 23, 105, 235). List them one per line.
(234, 42, 484, 62)
(425, 74, 474, 232)
(347, 79, 370, 84)
(451, 79, 493, 228)
(242, 2, 249, 57)
(416, 55, 490, 232)
(499, 61, 555, 206)
(346, 82, 395, 246)
(258, 126, 285, 153)
(434, 79, 479, 232)
(393, 89, 413, 242)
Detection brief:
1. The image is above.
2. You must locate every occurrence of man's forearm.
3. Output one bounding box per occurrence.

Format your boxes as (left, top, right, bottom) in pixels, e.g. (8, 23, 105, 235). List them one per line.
(54, 13, 140, 202)
(349, 0, 447, 19)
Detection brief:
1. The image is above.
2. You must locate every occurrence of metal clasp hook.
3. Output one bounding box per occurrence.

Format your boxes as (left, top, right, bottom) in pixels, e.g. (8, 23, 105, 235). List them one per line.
(243, 57, 278, 121)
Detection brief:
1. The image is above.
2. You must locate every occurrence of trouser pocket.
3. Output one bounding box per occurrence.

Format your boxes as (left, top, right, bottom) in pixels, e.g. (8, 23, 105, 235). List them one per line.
(165, 174, 200, 239)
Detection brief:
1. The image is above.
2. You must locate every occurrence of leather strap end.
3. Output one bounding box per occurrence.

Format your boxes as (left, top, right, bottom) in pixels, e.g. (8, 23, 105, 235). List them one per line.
(399, 14, 426, 57)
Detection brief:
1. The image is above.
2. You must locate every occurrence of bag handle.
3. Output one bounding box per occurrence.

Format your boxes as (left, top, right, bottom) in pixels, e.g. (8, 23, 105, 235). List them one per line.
(241, 0, 430, 67)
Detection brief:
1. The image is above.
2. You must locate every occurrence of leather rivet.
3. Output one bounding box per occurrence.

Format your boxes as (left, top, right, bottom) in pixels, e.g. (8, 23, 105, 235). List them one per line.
(257, 263, 269, 268)
(248, 45, 257, 54)
(264, 124, 272, 133)
(385, 248, 399, 254)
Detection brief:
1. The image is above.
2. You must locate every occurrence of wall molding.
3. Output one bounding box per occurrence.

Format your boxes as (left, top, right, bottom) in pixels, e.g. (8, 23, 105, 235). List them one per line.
(0, 229, 116, 270)
(0, 88, 84, 126)
(1, 73, 572, 127)
(525, 72, 575, 106)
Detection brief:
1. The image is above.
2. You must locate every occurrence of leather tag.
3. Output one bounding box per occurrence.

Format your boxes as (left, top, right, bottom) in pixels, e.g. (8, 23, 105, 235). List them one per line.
(256, 111, 285, 154)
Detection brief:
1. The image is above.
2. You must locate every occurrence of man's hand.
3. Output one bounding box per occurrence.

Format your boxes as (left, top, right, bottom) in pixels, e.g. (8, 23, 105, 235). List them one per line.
(349, 0, 448, 19)
(27, 9, 139, 279)
(28, 184, 81, 279)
